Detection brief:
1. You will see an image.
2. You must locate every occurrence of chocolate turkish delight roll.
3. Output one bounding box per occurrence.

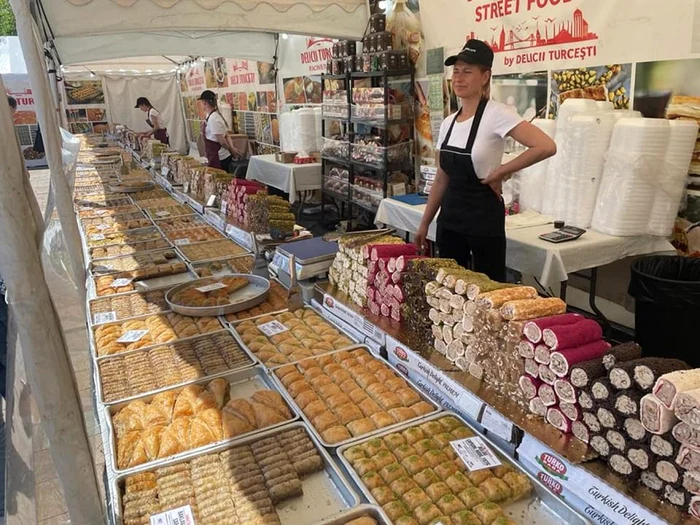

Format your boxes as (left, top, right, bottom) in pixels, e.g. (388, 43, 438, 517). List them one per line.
(572, 420, 591, 443)
(609, 360, 643, 391)
(590, 434, 611, 458)
(597, 406, 621, 429)
(578, 390, 595, 411)
(570, 358, 607, 389)
(606, 429, 628, 452)
(640, 471, 664, 494)
(664, 484, 689, 508)
(627, 445, 651, 470)
(609, 454, 640, 482)
(582, 412, 602, 433)
(649, 433, 680, 459)
(591, 378, 613, 402)
(614, 390, 644, 417)
(623, 418, 649, 444)
(633, 358, 689, 392)
(602, 342, 642, 371)
(656, 459, 682, 485)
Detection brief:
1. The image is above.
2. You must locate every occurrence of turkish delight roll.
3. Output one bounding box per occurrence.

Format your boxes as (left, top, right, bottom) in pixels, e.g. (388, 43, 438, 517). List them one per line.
(538, 364, 557, 386)
(597, 406, 621, 429)
(549, 341, 611, 378)
(518, 375, 541, 400)
(538, 383, 557, 407)
(582, 412, 602, 433)
(673, 422, 700, 448)
(369, 243, 416, 262)
(517, 340, 536, 359)
(572, 420, 591, 443)
(649, 434, 680, 459)
(522, 313, 582, 344)
(534, 345, 551, 365)
(633, 358, 689, 392)
(614, 390, 644, 417)
(609, 359, 647, 391)
(524, 358, 539, 377)
(627, 445, 652, 470)
(476, 286, 537, 309)
(691, 496, 700, 519)
(553, 379, 577, 404)
(607, 429, 628, 452)
(664, 484, 689, 508)
(641, 394, 678, 435)
(560, 402, 581, 422)
(542, 319, 603, 350)
(640, 471, 664, 494)
(529, 397, 547, 417)
(546, 407, 572, 433)
(578, 390, 595, 411)
(609, 454, 640, 482)
(590, 434, 611, 457)
(623, 418, 649, 444)
(466, 280, 514, 301)
(499, 298, 567, 321)
(683, 471, 700, 496)
(656, 459, 682, 484)
(676, 444, 700, 471)
(674, 388, 700, 426)
(602, 342, 642, 371)
(570, 357, 607, 389)
(591, 378, 613, 402)
(654, 369, 700, 410)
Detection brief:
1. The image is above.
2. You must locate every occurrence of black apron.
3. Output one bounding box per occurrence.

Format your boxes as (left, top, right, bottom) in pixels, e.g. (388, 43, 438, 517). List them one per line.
(202, 112, 223, 169)
(438, 99, 505, 237)
(147, 109, 169, 145)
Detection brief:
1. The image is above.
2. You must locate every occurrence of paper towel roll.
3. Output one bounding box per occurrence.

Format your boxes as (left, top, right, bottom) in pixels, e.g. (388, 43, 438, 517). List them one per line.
(296, 108, 318, 155)
(519, 119, 556, 213)
(591, 118, 671, 236)
(648, 119, 700, 236)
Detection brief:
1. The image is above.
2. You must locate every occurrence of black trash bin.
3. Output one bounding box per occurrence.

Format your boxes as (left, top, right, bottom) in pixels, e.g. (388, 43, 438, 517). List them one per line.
(629, 256, 700, 367)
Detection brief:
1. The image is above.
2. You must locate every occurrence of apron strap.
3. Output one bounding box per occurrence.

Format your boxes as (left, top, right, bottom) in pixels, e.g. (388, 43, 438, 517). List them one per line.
(466, 99, 488, 153)
(440, 107, 462, 150)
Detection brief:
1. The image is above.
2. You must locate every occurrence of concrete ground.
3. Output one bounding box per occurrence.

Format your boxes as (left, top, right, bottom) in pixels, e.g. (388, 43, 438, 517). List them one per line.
(5, 168, 105, 525)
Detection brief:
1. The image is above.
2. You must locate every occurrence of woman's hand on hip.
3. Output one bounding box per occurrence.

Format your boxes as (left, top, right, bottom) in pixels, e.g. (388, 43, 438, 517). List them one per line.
(482, 167, 505, 196)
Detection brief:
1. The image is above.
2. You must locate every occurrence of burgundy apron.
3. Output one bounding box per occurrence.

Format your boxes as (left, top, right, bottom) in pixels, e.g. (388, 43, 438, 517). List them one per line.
(146, 110, 169, 145)
(202, 112, 222, 169)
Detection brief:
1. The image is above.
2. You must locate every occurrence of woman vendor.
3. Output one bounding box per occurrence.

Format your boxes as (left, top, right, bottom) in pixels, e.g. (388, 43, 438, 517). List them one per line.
(198, 89, 241, 171)
(135, 97, 169, 145)
(415, 40, 556, 282)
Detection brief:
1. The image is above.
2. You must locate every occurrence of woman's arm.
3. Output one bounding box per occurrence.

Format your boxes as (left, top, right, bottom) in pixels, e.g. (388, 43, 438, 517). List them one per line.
(415, 154, 449, 251)
(482, 120, 556, 193)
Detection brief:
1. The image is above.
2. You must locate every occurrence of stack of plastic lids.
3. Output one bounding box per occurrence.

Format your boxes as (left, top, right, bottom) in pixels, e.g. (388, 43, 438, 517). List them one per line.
(519, 119, 556, 213)
(295, 108, 318, 155)
(591, 118, 671, 236)
(541, 99, 599, 217)
(279, 111, 293, 152)
(609, 109, 643, 121)
(596, 101, 615, 111)
(556, 113, 616, 228)
(647, 119, 699, 236)
(313, 106, 323, 152)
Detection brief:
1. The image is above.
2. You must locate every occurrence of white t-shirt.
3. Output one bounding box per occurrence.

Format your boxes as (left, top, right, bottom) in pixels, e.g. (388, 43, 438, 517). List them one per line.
(147, 108, 163, 128)
(437, 100, 523, 180)
(205, 111, 231, 161)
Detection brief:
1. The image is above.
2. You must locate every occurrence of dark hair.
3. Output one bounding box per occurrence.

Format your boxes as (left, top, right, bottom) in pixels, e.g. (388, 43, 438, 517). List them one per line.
(7, 96, 17, 109)
(135, 97, 152, 108)
(199, 90, 217, 108)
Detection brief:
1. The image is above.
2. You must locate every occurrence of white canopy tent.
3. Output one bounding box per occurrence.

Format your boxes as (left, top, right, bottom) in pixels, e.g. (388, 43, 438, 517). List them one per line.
(3, 1, 371, 523)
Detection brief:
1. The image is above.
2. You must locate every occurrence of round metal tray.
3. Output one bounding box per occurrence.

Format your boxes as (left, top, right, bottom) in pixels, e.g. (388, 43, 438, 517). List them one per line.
(109, 182, 155, 193)
(165, 274, 270, 317)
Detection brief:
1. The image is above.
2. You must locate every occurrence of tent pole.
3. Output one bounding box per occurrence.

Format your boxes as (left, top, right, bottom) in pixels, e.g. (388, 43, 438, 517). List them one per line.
(10, 0, 86, 301)
(0, 76, 104, 525)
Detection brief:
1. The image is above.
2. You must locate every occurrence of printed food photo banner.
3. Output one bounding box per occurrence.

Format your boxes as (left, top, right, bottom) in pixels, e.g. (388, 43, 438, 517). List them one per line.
(4, 74, 47, 168)
(62, 77, 110, 136)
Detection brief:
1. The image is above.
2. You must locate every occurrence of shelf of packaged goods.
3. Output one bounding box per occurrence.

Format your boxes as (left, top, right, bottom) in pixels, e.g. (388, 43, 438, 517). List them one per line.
(350, 70, 413, 78)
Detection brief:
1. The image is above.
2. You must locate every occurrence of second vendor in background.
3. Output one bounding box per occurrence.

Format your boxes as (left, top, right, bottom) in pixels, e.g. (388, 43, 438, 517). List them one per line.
(415, 40, 556, 282)
(198, 89, 240, 171)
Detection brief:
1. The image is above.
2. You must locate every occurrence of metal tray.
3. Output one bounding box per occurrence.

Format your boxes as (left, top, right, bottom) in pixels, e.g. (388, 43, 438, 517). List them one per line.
(269, 345, 442, 450)
(88, 239, 175, 263)
(83, 226, 165, 248)
(165, 274, 270, 317)
(87, 286, 171, 327)
(188, 254, 256, 278)
(337, 411, 591, 525)
(87, 266, 195, 300)
(95, 328, 257, 405)
(104, 365, 300, 476)
(312, 504, 390, 525)
(109, 182, 155, 193)
(175, 238, 252, 264)
(88, 310, 224, 360)
(109, 421, 360, 525)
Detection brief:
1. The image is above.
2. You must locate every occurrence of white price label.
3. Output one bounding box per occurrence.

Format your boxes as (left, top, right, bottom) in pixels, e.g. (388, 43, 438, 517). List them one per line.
(155, 210, 171, 217)
(451, 436, 502, 472)
(161, 167, 170, 177)
(175, 238, 190, 246)
(258, 320, 289, 337)
(89, 234, 106, 241)
(110, 278, 133, 288)
(150, 505, 195, 525)
(94, 209, 108, 215)
(481, 406, 514, 442)
(116, 329, 149, 343)
(457, 390, 485, 420)
(206, 195, 217, 207)
(96, 224, 111, 231)
(93, 311, 117, 324)
(195, 282, 228, 293)
(221, 201, 228, 215)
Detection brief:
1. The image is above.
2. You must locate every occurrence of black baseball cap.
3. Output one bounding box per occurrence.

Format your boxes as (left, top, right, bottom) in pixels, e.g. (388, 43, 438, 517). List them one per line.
(445, 39, 494, 69)
(198, 90, 217, 103)
(134, 97, 150, 108)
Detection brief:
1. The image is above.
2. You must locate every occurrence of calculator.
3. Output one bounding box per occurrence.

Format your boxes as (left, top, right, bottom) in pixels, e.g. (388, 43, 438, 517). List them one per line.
(539, 226, 587, 243)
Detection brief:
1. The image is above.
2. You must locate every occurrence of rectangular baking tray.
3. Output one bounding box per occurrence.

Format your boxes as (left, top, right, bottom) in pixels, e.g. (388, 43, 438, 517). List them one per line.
(104, 365, 300, 476)
(311, 504, 391, 525)
(87, 286, 172, 327)
(187, 254, 256, 275)
(109, 421, 360, 525)
(88, 248, 187, 276)
(95, 327, 257, 405)
(337, 411, 591, 525)
(88, 238, 176, 263)
(86, 267, 196, 300)
(83, 226, 165, 249)
(88, 311, 224, 360)
(175, 238, 251, 264)
(269, 345, 443, 450)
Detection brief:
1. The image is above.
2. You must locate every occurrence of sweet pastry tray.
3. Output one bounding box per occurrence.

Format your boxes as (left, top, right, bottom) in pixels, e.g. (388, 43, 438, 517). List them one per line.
(86, 265, 195, 300)
(165, 274, 270, 317)
(270, 346, 442, 450)
(109, 181, 155, 193)
(94, 327, 257, 405)
(109, 421, 360, 525)
(337, 411, 590, 525)
(314, 504, 390, 525)
(189, 254, 256, 278)
(104, 365, 300, 476)
(87, 287, 172, 327)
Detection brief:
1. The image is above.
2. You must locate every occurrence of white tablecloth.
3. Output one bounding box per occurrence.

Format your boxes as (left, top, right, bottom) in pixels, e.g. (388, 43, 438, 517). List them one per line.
(246, 154, 322, 204)
(375, 197, 674, 288)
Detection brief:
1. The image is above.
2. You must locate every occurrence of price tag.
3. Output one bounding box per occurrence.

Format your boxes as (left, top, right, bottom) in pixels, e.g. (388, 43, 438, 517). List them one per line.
(149, 504, 195, 525)
(450, 436, 502, 472)
(480, 406, 514, 442)
(161, 167, 170, 177)
(116, 329, 149, 343)
(457, 390, 485, 421)
(93, 264, 114, 273)
(206, 195, 217, 207)
(89, 234, 106, 241)
(94, 209, 108, 215)
(258, 320, 289, 337)
(155, 210, 171, 217)
(96, 224, 111, 231)
(110, 278, 133, 288)
(195, 282, 228, 293)
(174, 238, 191, 246)
(93, 311, 117, 324)
(221, 201, 228, 215)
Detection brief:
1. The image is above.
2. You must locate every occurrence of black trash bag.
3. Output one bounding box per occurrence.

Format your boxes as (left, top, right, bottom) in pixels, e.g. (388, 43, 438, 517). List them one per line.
(629, 256, 700, 308)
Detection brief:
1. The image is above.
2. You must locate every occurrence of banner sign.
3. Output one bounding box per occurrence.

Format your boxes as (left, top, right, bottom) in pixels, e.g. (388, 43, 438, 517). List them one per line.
(422, 0, 700, 74)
